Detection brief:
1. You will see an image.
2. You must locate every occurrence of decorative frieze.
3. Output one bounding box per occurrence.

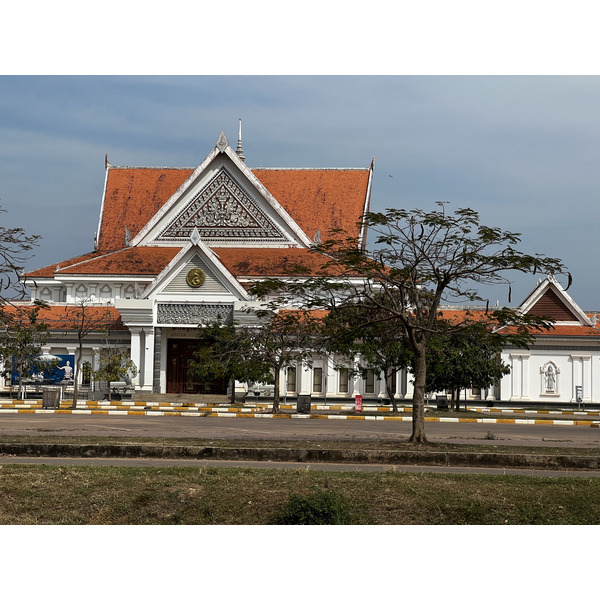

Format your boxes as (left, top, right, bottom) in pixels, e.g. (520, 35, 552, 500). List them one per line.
(157, 303, 233, 325)
(158, 168, 287, 242)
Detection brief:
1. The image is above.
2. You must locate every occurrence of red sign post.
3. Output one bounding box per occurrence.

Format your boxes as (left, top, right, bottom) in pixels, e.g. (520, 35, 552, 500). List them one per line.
(355, 394, 363, 413)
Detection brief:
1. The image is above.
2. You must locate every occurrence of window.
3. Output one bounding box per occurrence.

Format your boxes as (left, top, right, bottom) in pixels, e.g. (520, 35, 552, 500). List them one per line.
(124, 284, 135, 299)
(313, 367, 323, 393)
(40, 287, 52, 301)
(75, 284, 88, 299)
(81, 361, 92, 387)
(339, 368, 349, 393)
(365, 369, 375, 394)
(287, 367, 296, 392)
(99, 284, 112, 299)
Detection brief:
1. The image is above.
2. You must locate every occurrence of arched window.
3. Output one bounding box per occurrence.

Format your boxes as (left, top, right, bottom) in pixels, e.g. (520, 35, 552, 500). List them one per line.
(99, 284, 112, 299)
(40, 287, 52, 301)
(75, 284, 88, 300)
(123, 284, 135, 299)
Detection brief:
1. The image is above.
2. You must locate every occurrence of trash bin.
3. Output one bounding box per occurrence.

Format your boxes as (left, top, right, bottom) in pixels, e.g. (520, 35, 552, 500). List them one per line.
(436, 395, 449, 410)
(297, 396, 311, 414)
(42, 387, 61, 409)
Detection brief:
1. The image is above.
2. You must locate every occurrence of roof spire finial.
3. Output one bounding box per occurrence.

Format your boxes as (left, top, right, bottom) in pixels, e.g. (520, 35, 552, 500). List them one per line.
(236, 119, 245, 162)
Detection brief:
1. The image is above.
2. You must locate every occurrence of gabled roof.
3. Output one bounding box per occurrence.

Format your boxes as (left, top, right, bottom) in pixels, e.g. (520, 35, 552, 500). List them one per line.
(95, 162, 372, 251)
(143, 235, 250, 300)
(519, 277, 592, 325)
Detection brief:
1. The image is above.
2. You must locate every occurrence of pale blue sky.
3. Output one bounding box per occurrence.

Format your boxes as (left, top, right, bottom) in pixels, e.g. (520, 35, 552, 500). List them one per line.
(1, 75, 599, 308)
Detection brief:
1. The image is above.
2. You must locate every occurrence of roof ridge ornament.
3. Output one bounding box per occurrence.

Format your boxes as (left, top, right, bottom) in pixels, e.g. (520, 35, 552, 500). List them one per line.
(236, 119, 245, 162)
(216, 130, 229, 152)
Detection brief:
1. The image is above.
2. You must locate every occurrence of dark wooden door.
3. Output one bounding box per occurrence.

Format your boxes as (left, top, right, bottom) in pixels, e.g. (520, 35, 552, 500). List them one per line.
(166, 339, 226, 394)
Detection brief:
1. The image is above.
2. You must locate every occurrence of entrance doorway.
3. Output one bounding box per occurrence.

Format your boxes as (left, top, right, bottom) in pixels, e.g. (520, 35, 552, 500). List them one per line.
(166, 339, 227, 394)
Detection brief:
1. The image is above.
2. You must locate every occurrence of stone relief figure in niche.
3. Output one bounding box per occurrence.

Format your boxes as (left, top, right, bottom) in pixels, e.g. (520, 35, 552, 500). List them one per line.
(541, 362, 559, 394)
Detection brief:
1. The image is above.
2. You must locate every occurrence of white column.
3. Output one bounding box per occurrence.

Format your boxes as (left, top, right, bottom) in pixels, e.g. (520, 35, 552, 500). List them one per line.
(583, 356, 591, 402)
(404, 368, 414, 400)
(299, 359, 311, 396)
(394, 369, 403, 399)
(571, 354, 591, 402)
(130, 327, 142, 389)
(510, 354, 522, 400)
(142, 328, 155, 392)
(349, 357, 360, 398)
(325, 356, 337, 398)
(520, 355, 530, 400)
(377, 370, 386, 400)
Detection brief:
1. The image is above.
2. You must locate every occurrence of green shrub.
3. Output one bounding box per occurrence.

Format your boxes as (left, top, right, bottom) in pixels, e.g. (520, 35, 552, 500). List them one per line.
(270, 487, 354, 525)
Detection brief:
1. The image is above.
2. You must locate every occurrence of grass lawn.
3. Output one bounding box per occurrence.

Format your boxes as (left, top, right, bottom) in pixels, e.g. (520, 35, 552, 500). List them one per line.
(1, 462, 600, 524)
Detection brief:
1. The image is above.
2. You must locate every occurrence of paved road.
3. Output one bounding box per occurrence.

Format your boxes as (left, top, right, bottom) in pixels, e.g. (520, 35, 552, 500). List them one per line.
(0, 412, 599, 448)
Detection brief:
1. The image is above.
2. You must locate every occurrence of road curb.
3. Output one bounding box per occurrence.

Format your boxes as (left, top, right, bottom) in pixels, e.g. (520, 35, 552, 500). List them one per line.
(1, 442, 599, 471)
(1, 406, 598, 427)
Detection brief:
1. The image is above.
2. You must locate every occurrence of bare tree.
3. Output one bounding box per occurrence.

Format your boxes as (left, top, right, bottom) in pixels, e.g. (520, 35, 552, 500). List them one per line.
(60, 299, 121, 408)
(0, 203, 40, 312)
(0, 306, 54, 400)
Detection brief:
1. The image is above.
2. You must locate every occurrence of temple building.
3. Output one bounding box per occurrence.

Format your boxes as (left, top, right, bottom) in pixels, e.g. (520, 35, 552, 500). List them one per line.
(4, 127, 600, 405)
(15, 127, 380, 399)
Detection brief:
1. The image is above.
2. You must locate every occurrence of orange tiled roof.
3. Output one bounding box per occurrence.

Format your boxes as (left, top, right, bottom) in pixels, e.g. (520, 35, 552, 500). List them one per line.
(24, 251, 113, 278)
(57, 246, 182, 276)
(440, 309, 600, 337)
(97, 166, 370, 251)
(253, 169, 370, 243)
(502, 323, 600, 337)
(97, 168, 194, 251)
(26, 246, 339, 279)
(25, 247, 181, 278)
(214, 247, 340, 277)
(1, 303, 126, 330)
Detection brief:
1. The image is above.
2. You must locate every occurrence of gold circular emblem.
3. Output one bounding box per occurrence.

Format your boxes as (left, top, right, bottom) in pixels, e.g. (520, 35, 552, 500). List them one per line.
(186, 268, 206, 288)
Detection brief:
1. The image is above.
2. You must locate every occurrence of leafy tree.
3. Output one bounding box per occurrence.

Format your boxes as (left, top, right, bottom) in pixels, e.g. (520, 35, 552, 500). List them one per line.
(321, 300, 412, 412)
(191, 319, 268, 402)
(0, 306, 56, 400)
(424, 319, 512, 410)
(190, 307, 321, 413)
(93, 342, 137, 402)
(253, 204, 564, 443)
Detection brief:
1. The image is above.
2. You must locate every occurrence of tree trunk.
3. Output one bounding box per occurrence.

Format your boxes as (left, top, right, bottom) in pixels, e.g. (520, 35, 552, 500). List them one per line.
(229, 377, 236, 403)
(409, 345, 428, 443)
(272, 367, 281, 414)
(385, 371, 398, 413)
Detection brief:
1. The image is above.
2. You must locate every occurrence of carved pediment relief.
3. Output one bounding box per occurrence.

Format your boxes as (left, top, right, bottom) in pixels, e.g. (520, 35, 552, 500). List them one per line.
(157, 168, 288, 243)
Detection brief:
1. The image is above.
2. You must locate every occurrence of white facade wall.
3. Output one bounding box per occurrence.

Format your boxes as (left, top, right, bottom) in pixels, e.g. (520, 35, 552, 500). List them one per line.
(500, 344, 599, 404)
